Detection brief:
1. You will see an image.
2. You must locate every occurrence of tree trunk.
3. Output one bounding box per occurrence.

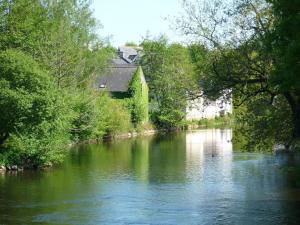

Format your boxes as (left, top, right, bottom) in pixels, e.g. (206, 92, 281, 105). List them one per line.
(284, 92, 300, 141)
(292, 107, 300, 140)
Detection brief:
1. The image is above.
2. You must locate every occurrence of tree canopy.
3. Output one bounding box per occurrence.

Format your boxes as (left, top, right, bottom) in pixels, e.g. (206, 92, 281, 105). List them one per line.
(175, 0, 300, 148)
(0, 0, 120, 168)
(141, 37, 197, 128)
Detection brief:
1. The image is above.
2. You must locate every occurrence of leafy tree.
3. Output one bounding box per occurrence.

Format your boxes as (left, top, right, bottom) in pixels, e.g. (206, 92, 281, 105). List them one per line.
(141, 37, 197, 128)
(267, 0, 300, 140)
(70, 91, 97, 142)
(175, 0, 300, 148)
(0, 0, 113, 89)
(125, 42, 138, 47)
(0, 49, 71, 167)
(38, 0, 108, 88)
(0, 0, 48, 54)
(93, 93, 133, 138)
(0, 0, 123, 168)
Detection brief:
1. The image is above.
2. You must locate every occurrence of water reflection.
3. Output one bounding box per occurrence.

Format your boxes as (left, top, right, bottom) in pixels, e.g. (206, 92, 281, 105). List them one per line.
(0, 129, 300, 225)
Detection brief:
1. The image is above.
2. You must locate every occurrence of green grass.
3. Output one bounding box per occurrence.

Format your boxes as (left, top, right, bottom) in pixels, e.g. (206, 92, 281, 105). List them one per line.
(184, 115, 233, 129)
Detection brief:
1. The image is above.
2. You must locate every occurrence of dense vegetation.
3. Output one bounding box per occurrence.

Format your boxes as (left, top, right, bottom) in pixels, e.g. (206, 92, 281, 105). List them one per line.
(128, 66, 149, 125)
(140, 37, 198, 128)
(0, 0, 298, 168)
(0, 0, 133, 168)
(175, 0, 300, 151)
(0, 49, 71, 167)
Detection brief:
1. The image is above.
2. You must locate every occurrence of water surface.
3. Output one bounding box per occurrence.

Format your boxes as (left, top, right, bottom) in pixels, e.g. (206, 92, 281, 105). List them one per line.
(1, 129, 300, 225)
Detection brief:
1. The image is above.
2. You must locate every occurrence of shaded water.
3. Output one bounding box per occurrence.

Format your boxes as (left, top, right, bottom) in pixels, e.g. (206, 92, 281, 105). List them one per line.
(1, 129, 300, 225)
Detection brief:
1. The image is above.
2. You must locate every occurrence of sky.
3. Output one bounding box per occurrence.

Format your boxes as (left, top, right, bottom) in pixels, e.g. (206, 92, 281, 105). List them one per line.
(91, 0, 184, 46)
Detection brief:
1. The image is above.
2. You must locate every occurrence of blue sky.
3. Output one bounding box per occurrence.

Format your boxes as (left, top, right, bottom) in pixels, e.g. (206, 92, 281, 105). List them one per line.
(91, 0, 183, 46)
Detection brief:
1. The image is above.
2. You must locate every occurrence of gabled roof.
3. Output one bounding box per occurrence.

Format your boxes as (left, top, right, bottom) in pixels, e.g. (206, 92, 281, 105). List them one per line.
(118, 46, 143, 64)
(111, 57, 129, 65)
(96, 46, 144, 93)
(97, 64, 137, 92)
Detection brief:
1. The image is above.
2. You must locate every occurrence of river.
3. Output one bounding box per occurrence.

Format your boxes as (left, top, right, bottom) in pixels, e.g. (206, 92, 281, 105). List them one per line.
(1, 129, 300, 225)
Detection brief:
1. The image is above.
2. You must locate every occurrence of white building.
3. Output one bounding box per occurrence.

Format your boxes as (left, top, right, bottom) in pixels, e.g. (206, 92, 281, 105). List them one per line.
(186, 95, 232, 120)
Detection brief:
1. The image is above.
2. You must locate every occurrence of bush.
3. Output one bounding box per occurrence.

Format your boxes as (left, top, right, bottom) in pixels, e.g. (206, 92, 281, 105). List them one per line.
(232, 94, 294, 152)
(70, 91, 96, 142)
(69, 92, 133, 141)
(0, 49, 71, 168)
(154, 98, 187, 129)
(128, 67, 149, 125)
(92, 93, 132, 138)
(4, 120, 70, 168)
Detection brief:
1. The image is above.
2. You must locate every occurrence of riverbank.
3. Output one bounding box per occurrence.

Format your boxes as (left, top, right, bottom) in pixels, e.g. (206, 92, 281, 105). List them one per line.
(73, 128, 158, 146)
(0, 127, 159, 173)
(0, 117, 233, 172)
(184, 115, 233, 130)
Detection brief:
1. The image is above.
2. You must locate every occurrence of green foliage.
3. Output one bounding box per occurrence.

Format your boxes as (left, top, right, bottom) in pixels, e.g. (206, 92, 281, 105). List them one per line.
(125, 42, 138, 47)
(70, 91, 96, 142)
(232, 94, 293, 152)
(141, 37, 197, 128)
(0, 0, 117, 168)
(0, 0, 113, 89)
(267, 0, 300, 92)
(70, 91, 133, 141)
(93, 93, 133, 138)
(177, 0, 300, 149)
(267, 0, 300, 139)
(5, 119, 70, 168)
(129, 66, 149, 125)
(185, 115, 233, 129)
(0, 0, 48, 53)
(0, 49, 71, 168)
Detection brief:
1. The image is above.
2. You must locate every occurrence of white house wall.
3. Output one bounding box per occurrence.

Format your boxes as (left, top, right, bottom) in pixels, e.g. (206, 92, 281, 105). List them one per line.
(186, 96, 232, 120)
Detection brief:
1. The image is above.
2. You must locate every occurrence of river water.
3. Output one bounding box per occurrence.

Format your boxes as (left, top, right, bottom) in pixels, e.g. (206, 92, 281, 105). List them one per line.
(1, 129, 300, 225)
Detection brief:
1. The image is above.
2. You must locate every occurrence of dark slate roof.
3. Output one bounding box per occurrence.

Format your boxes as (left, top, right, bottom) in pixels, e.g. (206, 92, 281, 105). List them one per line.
(97, 63, 137, 92)
(96, 46, 144, 93)
(111, 57, 130, 65)
(118, 46, 143, 64)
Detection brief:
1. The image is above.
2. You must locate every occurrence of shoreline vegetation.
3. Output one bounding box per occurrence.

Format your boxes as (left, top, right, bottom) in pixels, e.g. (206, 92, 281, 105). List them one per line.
(0, 112, 298, 173)
(0, 115, 233, 172)
(0, 0, 202, 170)
(0, 116, 232, 172)
(0, 126, 158, 173)
(184, 115, 233, 130)
(0, 114, 235, 173)
(1, 0, 300, 171)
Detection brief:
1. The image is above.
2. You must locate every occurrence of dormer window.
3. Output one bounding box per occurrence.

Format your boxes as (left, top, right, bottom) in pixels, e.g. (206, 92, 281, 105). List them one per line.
(128, 55, 136, 61)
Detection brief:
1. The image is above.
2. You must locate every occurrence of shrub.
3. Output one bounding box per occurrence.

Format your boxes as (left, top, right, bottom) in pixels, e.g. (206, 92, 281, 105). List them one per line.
(128, 67, 149, 125)
(70, 91, 96, 142)
(0, 49, 71, 168)
(92, 93, 132, 138)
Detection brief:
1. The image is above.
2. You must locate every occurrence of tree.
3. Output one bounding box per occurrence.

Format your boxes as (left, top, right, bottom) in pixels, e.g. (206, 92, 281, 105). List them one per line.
(0, 49, 71, 167)
(0, 0, 120, 168)
(38, 0, 106, 88)
(175, 0, 300, 147)
(267, 0, 300, 140)
(0, 0, 113, 89)
(141, 37, 197, 128)
(0, 0, 48, 54)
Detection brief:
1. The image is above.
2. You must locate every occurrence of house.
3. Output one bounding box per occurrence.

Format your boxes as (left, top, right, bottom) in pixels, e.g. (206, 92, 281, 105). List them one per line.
(186, 94, 232, 120)
(96, 46, 149, 123)
(97, 46, 230, 122)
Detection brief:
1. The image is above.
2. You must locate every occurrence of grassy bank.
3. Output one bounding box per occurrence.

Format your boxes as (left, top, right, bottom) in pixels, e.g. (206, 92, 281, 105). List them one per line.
(184, 115, 233, 129)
